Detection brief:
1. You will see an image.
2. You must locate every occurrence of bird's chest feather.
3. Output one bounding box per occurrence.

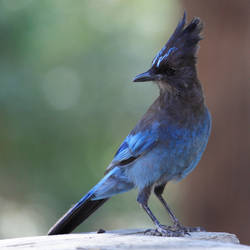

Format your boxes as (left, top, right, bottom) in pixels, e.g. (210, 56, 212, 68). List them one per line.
(125, 106, 211, 189)
(157, 107, 211, 181)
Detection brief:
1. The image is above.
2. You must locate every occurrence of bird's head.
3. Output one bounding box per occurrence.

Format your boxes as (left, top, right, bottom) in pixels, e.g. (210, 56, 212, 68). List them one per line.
(133, 12, 203, 90)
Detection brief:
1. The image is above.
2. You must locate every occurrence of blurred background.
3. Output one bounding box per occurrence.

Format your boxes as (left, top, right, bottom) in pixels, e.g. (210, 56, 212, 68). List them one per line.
(0, 0, 249, 244)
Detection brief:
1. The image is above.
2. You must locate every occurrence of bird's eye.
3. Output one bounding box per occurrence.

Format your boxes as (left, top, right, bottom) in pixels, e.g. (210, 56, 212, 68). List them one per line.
(166, 67, 176, 76)
(156, 64, 176, 76)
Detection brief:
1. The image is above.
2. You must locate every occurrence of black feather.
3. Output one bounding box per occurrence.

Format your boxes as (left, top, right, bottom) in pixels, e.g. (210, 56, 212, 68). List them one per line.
(48, 197, 108, 235)
(152, 12, 203, 69)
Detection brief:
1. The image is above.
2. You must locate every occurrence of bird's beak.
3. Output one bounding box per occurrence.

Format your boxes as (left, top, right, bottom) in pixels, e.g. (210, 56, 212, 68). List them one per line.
(133, 70, 155, 82)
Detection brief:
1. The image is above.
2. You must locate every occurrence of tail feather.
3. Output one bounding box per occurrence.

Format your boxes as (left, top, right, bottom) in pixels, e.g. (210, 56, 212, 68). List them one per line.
(48, 167, 134, 235)
(48, 193, 108, 235)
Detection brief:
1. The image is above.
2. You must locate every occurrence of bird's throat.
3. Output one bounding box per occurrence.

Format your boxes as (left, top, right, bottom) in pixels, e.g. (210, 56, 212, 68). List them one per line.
(158, 81, 205, 114)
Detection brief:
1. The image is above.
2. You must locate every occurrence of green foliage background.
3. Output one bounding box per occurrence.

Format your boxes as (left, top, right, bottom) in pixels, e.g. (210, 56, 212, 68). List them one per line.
(0, 0, 182, 238)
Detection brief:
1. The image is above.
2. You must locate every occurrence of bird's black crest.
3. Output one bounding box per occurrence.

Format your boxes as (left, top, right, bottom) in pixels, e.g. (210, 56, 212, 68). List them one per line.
(152, 12, 203, 68)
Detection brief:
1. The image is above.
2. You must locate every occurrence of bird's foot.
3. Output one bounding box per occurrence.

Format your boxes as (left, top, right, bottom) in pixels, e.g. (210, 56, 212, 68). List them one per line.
(144, 224, 185, 237)
(169, 223, 206, 233)
(183, 226, 206, 232)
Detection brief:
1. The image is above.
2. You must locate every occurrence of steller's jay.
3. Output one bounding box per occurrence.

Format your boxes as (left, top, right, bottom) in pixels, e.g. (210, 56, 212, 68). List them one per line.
(48, 13, 211, 236)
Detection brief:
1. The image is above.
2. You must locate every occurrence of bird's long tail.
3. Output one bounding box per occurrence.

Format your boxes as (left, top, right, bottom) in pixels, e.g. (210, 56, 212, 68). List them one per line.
(48, 192, 108, 235)
(48, 167, 134, 235)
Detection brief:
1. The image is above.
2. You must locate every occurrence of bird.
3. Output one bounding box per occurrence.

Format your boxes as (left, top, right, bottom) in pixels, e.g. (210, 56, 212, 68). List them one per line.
(48, 12, 211, 237)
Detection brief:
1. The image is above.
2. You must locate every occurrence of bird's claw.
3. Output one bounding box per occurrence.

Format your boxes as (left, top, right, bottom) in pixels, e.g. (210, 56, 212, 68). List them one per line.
(172, 223, 206, 233)
(144, 224, 186, 237)
(167, 223, 206, 234)
(183, 226, 206, 232)
(144, 223, 205, 237)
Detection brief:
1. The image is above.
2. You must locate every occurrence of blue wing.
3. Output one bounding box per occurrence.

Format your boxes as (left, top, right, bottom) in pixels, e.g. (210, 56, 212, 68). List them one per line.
(106, 125, 159, 172)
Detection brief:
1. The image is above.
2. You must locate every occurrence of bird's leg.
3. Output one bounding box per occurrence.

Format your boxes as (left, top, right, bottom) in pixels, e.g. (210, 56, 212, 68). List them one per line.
(154, 185, 181, 227)
(137, 186, 185, 237)
(141, 204, 185, 237)
(154, 184, 205, 233)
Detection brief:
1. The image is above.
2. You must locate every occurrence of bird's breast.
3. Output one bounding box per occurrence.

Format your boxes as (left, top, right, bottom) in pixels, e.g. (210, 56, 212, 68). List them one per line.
(158, 107, 211, 181)
(125, 107, 211, 189)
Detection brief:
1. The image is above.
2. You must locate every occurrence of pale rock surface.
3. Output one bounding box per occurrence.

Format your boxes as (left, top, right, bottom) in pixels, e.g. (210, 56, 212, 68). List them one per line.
(0, 229, 249, 250)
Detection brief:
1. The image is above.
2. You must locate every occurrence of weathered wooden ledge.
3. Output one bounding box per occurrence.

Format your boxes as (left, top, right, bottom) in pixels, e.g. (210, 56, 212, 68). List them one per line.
(0, 229, 249, 250)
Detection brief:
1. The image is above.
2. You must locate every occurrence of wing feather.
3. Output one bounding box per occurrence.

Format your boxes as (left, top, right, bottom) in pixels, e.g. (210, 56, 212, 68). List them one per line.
(106, 128, 159, 173)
